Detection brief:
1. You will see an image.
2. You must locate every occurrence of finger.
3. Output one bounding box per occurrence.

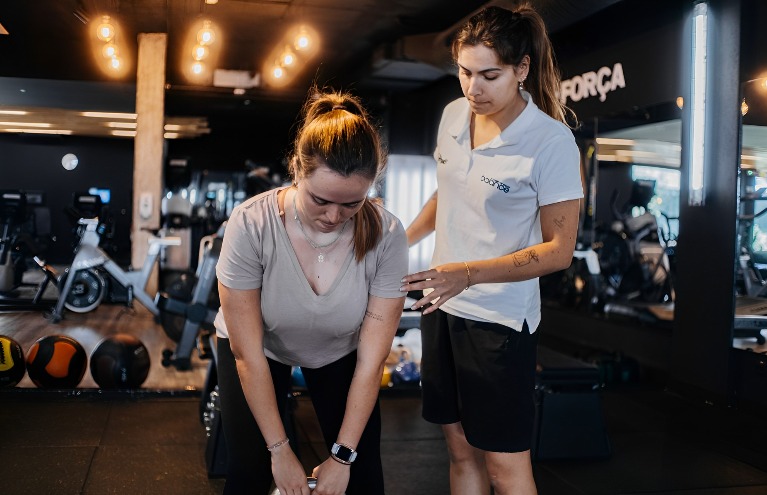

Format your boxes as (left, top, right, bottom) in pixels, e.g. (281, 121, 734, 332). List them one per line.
(422, 298, 444, 315)
(414, 294, 439, 311)
(403, 270, 435, 284)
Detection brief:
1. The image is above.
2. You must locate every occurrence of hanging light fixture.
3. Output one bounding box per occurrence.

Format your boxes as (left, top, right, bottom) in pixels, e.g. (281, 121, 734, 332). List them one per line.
(294, 26, 311, 51)
(192, 44, 209, 61)
(102, 42, 118, 58)
(192, 62, 205, 75)
(96, 16, 115, 42)
(197, 20, 216, 46)
(741, 98, 749, 116)
(281, 47, 296, 67)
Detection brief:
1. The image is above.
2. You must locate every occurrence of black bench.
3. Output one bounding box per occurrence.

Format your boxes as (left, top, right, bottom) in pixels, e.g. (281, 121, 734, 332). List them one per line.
(533, 346, 611, 460)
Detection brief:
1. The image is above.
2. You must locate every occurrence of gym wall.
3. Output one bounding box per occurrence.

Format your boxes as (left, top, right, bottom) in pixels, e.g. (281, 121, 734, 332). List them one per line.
(1, 134, 134, 266)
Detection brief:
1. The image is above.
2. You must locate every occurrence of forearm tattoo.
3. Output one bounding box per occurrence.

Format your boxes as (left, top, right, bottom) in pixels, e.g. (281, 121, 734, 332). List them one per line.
(553, 216, 566, 229)
(365, 310, 384, 322)
(513, 249, 540, 267)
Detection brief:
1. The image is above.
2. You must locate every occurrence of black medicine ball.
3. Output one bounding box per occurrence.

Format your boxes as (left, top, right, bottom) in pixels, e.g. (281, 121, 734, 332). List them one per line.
(0, 335, 26, 387)
(26, 335, 87, 388)
(90, 333, 151, 389)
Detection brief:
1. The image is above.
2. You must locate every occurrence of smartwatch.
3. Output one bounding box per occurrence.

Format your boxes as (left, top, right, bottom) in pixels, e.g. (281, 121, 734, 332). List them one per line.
(330, 442, 357, 464)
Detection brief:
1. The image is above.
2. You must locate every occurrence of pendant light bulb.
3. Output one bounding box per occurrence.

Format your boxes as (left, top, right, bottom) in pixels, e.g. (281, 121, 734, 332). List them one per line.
(192, 44, 209, 61)
(192, 62, 205, 75)
(102, 43, 118, 58)
(294, 27, 310, 51)
(741, 98, 749, 116)
(197, 20, 215, 46)
(96, 16, 115, 42)
(273, 66, 284, 79)
(281, 48, 296, 66)
(109, 56, 121, 70)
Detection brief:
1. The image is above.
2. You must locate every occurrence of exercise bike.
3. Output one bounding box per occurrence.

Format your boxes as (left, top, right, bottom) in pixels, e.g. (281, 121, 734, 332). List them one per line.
(47, 216, 181, 322)
(0, 190, 58, 312)
(155, 222, 224, 370)
(595, 179, 673, 305)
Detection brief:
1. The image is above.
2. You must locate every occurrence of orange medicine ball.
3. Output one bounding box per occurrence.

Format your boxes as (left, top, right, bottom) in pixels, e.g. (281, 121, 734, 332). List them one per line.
(26, 335, 87, 388)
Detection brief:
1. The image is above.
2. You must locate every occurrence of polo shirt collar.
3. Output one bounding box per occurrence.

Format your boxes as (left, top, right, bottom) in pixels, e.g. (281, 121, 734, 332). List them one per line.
(448, 90, 538, 150)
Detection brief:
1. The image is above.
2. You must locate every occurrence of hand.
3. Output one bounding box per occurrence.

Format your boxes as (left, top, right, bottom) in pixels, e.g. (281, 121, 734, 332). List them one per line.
(400, 262, 468, 315)
(311, 457, 351, 495)
(272, 446, 312, 495)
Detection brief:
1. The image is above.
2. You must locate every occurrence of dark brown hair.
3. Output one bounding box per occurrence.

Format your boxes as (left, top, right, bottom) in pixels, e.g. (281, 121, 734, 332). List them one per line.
(288, 88, 385, 261)
(451, 4, 575, 125)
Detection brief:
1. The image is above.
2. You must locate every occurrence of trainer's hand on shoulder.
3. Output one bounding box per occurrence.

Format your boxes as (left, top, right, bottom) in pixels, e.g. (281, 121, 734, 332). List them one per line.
(400, 262, 468, 315)
(312, 458, 350, 495)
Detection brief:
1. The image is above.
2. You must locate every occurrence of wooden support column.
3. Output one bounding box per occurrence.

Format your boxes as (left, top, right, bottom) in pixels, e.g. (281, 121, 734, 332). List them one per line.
(132, 33, 167, 295)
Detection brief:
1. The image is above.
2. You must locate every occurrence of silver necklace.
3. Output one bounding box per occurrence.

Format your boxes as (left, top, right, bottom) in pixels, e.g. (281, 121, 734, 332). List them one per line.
(293, 192, 348, 263)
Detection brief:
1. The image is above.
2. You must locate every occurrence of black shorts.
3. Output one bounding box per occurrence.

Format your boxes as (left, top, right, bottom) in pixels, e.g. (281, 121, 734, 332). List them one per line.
(420, 309, 539, 453)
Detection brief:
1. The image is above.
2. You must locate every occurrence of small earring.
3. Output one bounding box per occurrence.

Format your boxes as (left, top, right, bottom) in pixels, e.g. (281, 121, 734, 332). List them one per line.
(518, 80, 524, 91)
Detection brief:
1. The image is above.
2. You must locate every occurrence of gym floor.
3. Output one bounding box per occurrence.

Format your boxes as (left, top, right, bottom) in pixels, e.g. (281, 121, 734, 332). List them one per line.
(3, 304, 767, 494)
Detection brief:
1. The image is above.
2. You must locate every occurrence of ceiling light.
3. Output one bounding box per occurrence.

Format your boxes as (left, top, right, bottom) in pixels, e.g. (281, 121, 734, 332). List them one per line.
(281, 48, 295, 66)
(106, 122, 137, 129)
(111, 130, 137, 137)
(109, 57, 121, 70)
(2, 129, 73, 135)
(741, 98, 749, 116)
(0, 121, 52, 127)
(204, 0, 218, 4)
(192, 62, 205, 75)
(102, 43, 118, 58)
(96, 16, 115, 42)
(0, 110, 28, 115)
(192, 45, 209, 61)
(294, 27, 310, 51)
(273, 67, 284, 79)
(80, 111, 137, 119)
(197, 20, 215, 46)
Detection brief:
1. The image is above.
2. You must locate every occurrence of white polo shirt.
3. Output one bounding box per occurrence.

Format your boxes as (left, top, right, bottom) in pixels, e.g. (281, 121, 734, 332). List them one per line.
(431, 92, 583, 333)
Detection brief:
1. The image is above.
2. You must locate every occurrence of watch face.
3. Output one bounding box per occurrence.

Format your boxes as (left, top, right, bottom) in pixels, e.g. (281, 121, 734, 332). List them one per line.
(332, 443, 356, 462)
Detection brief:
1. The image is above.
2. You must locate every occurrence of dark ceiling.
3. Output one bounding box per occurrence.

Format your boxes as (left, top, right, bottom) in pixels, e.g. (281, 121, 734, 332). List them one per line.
(0, 0, 625, 115)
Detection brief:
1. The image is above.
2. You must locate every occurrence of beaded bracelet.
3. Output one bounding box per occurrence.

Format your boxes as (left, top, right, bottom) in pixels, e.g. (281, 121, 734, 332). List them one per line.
(266, 437, 290, 451)
(463, 262, 471, 290)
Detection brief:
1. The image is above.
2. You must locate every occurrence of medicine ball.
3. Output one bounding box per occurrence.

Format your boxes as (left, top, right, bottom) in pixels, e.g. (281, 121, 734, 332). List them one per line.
(26, 335, 87, 388)
(0, 335, 26, 387)
(90, 333, 151, 389)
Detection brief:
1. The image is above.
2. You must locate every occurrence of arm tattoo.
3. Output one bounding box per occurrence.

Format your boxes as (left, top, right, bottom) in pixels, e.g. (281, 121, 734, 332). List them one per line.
(553, 216, 566, 229)
(365, 310, 384, 322)
(513, 249, 540, 267)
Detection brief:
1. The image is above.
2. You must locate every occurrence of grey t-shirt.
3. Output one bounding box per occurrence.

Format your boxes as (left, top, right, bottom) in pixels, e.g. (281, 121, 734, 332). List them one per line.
(215, 187, 409, 368)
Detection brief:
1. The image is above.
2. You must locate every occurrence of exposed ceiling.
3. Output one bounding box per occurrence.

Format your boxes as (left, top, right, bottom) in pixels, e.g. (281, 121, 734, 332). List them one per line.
(0, 0, 625, 138)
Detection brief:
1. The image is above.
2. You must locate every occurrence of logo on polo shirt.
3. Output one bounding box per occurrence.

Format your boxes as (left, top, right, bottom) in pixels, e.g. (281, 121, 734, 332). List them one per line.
(437, 153, 447, 164)
(480, 175, 510, 193)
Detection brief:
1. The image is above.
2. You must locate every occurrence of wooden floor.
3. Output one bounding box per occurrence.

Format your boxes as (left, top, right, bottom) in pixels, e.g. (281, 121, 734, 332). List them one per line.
(0, 301, 210, 391)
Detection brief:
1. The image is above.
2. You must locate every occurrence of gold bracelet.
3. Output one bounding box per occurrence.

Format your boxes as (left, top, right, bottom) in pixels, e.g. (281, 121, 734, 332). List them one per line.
(463, 261, 471, 290)
(266, 437, 290, 451)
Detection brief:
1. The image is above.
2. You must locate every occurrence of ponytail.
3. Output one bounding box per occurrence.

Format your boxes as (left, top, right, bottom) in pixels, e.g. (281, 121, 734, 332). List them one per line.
(352, 199, 383, 262)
